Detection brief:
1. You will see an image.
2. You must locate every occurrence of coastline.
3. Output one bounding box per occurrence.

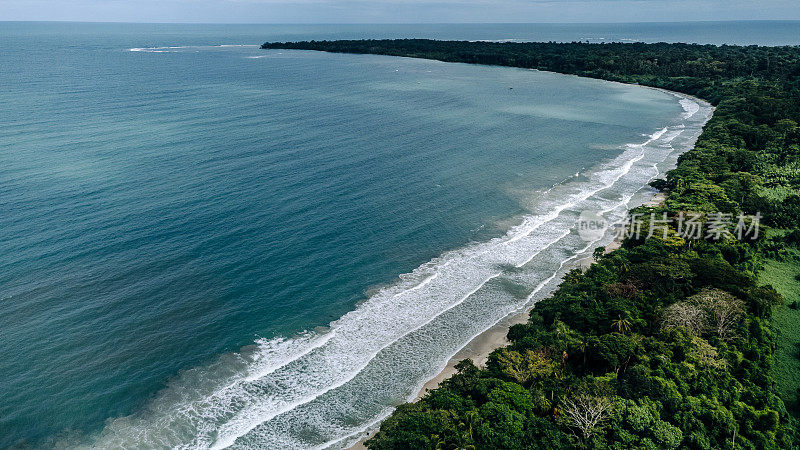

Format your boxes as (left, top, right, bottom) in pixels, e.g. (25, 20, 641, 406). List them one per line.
(349, 192, 669, 450)
(408, 192, 667, 400)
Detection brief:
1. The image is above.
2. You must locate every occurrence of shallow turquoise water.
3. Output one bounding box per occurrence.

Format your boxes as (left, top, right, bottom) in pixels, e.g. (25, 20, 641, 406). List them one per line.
(0, 23, 722, 448)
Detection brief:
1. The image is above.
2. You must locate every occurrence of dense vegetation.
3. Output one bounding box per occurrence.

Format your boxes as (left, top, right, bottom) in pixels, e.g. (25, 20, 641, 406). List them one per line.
(262, 40, 800, 448)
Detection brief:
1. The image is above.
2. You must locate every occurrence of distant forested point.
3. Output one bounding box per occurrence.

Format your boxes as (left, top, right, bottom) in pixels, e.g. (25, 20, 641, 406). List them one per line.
(262, 40, 800, 449)
(262, 39, 800, 105)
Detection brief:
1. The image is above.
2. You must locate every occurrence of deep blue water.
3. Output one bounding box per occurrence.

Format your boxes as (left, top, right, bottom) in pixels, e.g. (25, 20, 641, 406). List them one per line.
(0, 21, 775, 448)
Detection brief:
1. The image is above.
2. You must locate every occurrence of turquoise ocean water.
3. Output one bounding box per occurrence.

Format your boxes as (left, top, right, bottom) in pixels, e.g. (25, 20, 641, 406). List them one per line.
(0, 21, 788, 448)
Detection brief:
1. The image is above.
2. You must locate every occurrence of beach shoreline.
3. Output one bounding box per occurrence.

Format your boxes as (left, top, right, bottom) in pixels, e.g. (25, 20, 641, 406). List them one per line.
(349, 191, 669, 449)
(407, 191, 667, 399)
(413, 192, 667, 397)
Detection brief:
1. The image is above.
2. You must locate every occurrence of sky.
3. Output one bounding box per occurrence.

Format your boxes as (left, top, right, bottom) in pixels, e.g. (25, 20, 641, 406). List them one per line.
(2, 0, 800, 24)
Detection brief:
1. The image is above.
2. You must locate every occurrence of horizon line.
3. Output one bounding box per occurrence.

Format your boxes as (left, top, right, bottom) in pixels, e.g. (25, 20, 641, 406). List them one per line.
(4, 19, 800, 25)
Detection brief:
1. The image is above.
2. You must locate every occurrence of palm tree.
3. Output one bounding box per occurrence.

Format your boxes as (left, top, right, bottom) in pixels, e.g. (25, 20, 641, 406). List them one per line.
(578, 339, 589, 367)
(611, 314, 632, 335)
(464, 410, 480, 441)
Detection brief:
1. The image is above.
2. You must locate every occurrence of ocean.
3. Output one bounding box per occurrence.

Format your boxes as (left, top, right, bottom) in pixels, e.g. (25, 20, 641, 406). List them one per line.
(0, 21, 787, 448)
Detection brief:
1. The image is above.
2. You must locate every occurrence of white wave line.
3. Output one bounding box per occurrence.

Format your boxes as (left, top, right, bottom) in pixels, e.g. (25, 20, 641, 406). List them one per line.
(505, 126, 664, 246)
(312, 232, 597, 450)
(210, 271, 504, 449)
(244, 331, 337, 382)
(506, 149, 645, 246)
(515, 230, 571, 268)
(213, 216, 590, 448)
(128, 44, 258, 52)
(310, 408, 394, 450)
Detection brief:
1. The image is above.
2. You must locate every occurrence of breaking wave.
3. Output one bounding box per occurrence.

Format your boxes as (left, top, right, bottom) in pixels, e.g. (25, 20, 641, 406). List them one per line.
(129, 45, 259, 53)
